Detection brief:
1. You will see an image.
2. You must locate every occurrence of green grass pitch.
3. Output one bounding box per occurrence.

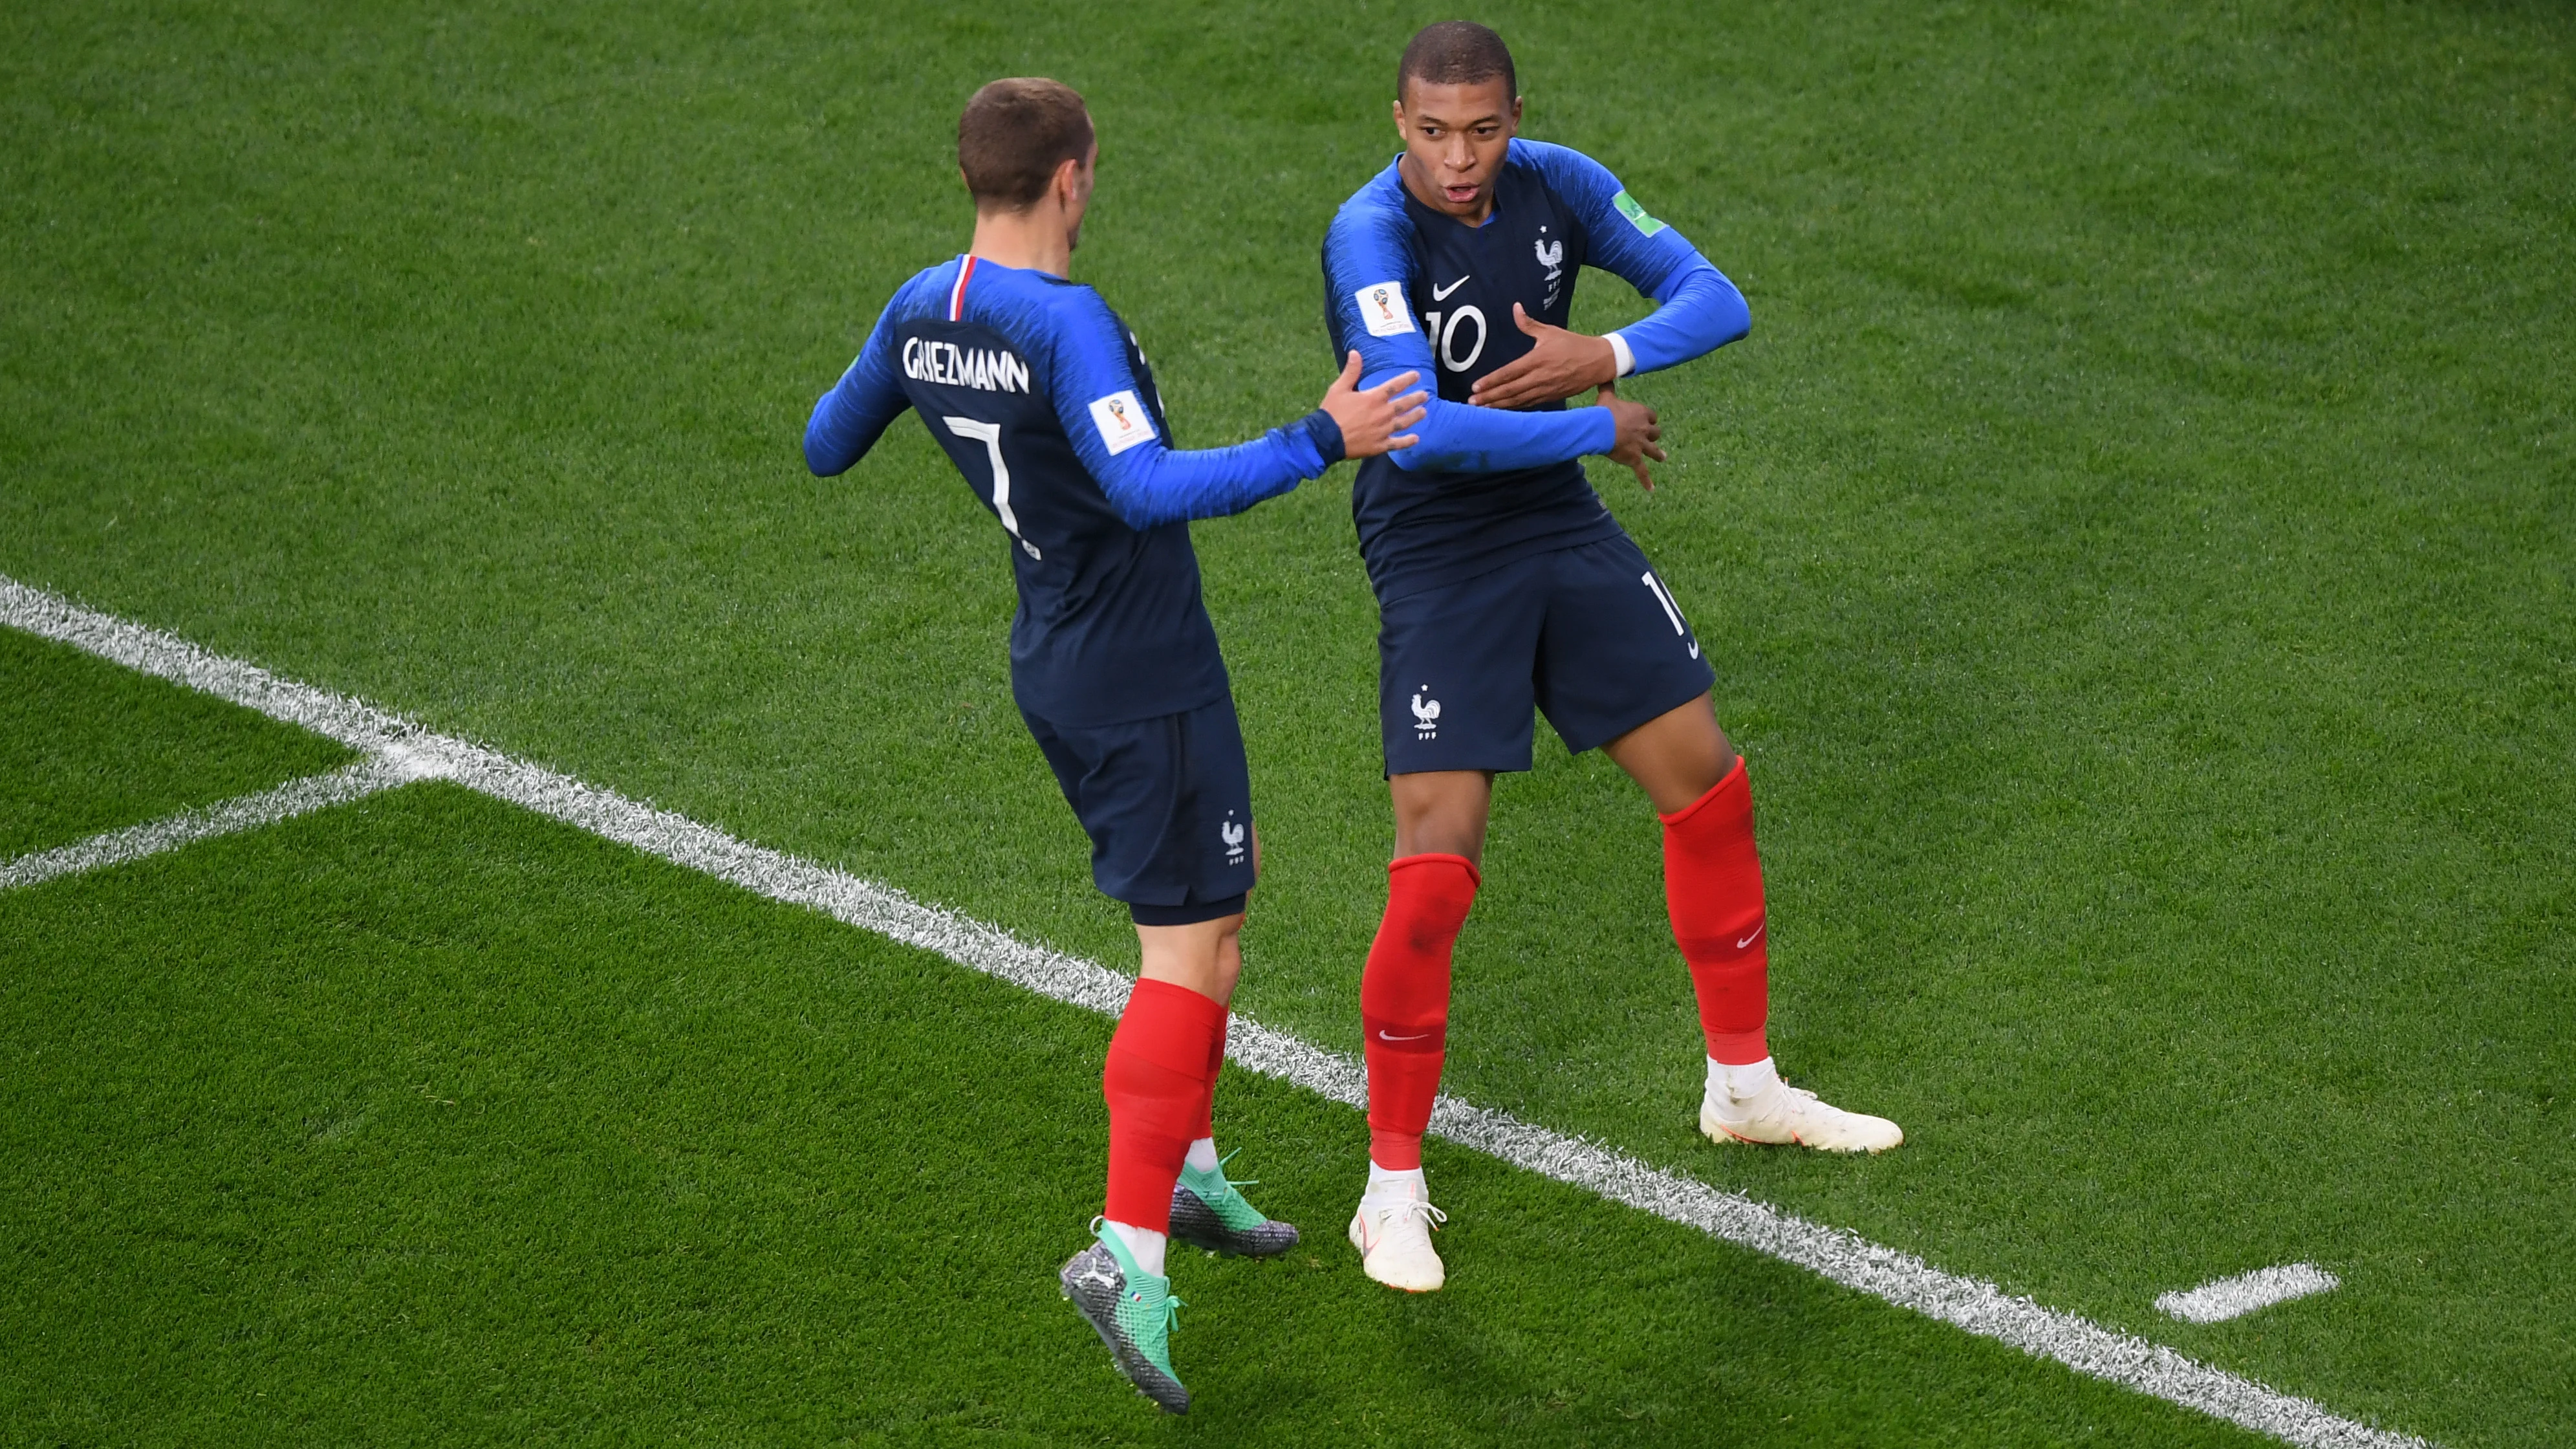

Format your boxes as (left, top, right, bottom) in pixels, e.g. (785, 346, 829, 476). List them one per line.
(3, 0, 2571, 1443)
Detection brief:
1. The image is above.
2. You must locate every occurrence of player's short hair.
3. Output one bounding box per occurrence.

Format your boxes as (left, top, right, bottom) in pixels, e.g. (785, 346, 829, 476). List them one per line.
(957, 78, 1094, 212)
(1397, 21, 1517, 102)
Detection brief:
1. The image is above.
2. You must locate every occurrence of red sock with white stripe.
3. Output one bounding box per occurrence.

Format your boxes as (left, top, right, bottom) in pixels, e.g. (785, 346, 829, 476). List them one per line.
(1102, 977, 1227, 1274)
(1661, 759, 1773, 1076)
(1361, 853, 1480, 1173)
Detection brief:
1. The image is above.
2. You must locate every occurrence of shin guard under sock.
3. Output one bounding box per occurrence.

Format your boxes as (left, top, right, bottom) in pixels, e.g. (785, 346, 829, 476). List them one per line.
(1103, 977, 1226, 1233)
(1361, 853, 1480, 1171)
(1661, 759, 1771, 1065)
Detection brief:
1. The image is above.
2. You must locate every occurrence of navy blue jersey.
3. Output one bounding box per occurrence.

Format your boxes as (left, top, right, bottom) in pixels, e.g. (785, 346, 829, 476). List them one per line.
(806, 256, 1345, 728)
(1323, 139, 1750, 598)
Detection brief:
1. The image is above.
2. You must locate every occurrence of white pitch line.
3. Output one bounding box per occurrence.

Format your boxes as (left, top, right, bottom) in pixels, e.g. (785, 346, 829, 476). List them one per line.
(2159, 1265, 2342, 1325)
(0, 572, 2428, 1449)
(0, 755, 427, 891)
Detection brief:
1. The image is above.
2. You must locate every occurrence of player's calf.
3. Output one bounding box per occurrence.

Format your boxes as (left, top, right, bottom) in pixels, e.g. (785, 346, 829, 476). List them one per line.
(1660, 758, 1904, 1153)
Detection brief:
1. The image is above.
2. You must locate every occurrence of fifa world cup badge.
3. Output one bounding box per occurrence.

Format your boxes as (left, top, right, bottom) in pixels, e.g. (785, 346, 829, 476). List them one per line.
(1088, 390, 1157, 454)
(1356, 281, 1416, 338)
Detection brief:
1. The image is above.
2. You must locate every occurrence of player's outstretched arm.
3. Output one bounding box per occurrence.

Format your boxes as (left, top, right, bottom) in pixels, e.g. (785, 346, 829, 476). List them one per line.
(1469, 141, 1749, 411)
(1052, 296, 1422, 531)
(803, 305, 913, 477)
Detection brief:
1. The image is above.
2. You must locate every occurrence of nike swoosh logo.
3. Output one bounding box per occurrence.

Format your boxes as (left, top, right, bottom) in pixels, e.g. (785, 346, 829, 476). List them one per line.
(1737, 924, 1766, 950)
(1431, 276, 1471, 300)
(1377, 1029, 1431, 1042)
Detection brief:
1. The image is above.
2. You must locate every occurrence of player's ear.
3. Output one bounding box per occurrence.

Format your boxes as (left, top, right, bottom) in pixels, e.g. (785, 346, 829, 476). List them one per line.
(1391, 98, 1406, 135)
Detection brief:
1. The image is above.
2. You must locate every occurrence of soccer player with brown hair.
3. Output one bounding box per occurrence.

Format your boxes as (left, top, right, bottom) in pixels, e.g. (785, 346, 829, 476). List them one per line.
(806, 77, 1425, 1408)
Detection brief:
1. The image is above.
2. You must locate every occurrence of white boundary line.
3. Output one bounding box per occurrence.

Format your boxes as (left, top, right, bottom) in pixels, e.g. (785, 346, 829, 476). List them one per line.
(0, 573, 2427, 1449)
(2159, 1265, 2343, 1325)
(1, 757, 424, 890)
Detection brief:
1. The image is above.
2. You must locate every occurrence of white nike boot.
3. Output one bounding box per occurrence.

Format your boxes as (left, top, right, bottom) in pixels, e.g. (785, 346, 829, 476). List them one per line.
(1348, 1166, 1448, 1292)
(1700, 1058, 1903, 1153)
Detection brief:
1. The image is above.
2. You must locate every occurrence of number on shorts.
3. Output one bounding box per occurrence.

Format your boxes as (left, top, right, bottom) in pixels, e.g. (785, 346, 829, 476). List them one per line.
(1641, 571, 1701, 659)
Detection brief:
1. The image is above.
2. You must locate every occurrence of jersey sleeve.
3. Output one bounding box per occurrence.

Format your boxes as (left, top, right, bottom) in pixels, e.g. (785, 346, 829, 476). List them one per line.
(803, 301, 914, 477)
(1321, 180, 1616, 472)
(1515, 140, 1750, 376)
(1045, 289, 1344, 531)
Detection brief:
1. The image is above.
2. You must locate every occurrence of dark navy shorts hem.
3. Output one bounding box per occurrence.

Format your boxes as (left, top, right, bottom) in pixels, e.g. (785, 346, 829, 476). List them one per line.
(1131, 893, 1248, 926)
(1378, 532, 1718, 775)
(1023, 695, 1258, 913)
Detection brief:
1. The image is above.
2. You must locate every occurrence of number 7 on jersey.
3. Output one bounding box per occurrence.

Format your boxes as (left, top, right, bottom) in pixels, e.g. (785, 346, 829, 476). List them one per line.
(942, 415, 1042, 560)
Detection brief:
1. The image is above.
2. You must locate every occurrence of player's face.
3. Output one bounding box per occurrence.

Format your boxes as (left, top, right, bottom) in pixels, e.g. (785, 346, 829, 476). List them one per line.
(1392, 78, 1521, 223)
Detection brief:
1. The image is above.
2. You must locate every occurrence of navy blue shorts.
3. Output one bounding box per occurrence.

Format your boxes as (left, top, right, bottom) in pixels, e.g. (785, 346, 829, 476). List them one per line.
(1023, 695, 1255, 925)
(1379, 532, 1718, 774)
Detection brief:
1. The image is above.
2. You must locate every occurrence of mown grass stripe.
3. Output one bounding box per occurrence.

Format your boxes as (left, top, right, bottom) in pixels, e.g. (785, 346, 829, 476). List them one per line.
(0, 572, 2429, 1449)
(0, 756, 421, 890)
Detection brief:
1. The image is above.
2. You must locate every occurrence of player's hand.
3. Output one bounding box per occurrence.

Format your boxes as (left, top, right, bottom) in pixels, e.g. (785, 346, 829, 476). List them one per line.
(1599, 382, 1665, 491)
(1320, 350, 1427, 459)
(1469, 303, 1619, 409)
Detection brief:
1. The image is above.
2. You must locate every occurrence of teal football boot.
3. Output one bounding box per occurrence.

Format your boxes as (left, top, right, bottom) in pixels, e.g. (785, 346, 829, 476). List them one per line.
(1170, 1149, 1301, 1258)
(1059, 1219, 1189, 1413)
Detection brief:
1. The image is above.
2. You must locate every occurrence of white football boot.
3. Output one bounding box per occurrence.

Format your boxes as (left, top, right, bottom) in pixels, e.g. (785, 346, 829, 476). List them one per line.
(1701, 1063, 1903, 1153)
(1348, 1186, 1449, 1292)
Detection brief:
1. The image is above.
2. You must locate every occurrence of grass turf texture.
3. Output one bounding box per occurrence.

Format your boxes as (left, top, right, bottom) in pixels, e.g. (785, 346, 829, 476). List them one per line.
(1, 0, 2570, 1443)
(0, 779, 2262, 1446)
(0, 627, 352, 858)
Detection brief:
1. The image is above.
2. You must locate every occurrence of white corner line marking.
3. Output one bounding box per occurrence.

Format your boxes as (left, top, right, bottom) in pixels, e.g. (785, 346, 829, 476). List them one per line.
(2158, 1265, 2342, 1325)
(1, 755, 429, 891)
(0, 573, 2429, 1449)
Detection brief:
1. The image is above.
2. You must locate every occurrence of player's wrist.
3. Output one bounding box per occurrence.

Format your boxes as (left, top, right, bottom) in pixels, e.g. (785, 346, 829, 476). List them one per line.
(1603, 332, 1636, 380)
(1298, 408, 1347, 466)
(1583, 400, 1621, 455)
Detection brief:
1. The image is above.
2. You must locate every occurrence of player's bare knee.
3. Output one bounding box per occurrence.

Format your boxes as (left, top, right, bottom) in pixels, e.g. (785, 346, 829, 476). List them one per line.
(1389, 770, 1491, 864)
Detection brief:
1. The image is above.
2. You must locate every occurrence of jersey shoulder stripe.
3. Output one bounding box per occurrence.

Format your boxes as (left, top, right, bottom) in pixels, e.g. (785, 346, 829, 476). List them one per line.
(878, 256, 969, 328)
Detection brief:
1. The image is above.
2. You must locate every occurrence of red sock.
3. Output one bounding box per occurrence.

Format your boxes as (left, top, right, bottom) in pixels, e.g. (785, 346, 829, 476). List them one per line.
(1192, 1010, 1227, 1142)
(1661, 759, 1770, 1065)
(1361, 853, 1480, 1171)
(1102, 977, 1226, 1232)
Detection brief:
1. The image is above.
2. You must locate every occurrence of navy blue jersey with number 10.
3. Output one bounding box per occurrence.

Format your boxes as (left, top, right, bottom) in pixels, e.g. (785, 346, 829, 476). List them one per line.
(1323, 139, 1751, 600)
(805, 255, 1346, 728)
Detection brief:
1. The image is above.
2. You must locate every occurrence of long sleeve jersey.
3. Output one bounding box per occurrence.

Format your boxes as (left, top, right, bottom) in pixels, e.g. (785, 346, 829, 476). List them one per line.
(1322, 138, 1749, 599)
(806, 254, 1345, 726)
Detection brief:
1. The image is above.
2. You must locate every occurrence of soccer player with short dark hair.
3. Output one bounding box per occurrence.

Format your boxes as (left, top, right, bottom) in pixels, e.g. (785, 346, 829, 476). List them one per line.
(805, 76, 1425, 1410)
(1323, 23, 1904, 1294)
